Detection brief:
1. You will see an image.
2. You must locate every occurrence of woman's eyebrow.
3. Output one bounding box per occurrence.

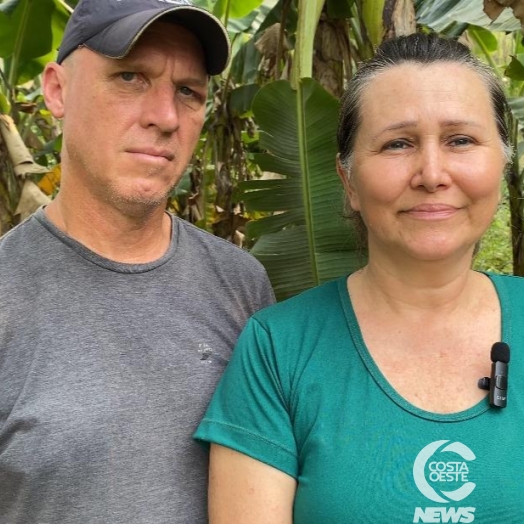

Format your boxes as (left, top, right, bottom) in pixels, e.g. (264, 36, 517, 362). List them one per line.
(370, 119, 483, 143)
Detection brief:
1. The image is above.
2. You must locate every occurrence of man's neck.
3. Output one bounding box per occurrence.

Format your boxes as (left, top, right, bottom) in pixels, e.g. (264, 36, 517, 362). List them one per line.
(45, 194, 172, 264)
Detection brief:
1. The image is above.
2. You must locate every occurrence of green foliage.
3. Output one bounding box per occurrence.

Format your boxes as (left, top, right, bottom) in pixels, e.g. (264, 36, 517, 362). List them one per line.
(359, 0, 385, 47)
(505, 56, 524, 81)
(0, 0, 69, 86)
(213, 0, 265, 20)
(416, 0, 519, 36)
(474, 199, 513, 274)
(326, 0, 354, 19)
(241, 78, 361, 300)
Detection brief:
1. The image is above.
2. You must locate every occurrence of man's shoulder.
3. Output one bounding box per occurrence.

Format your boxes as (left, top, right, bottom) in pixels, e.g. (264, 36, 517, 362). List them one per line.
(0, 214, 42, 258)
(0, 215, 50, 299)
(174, 216, 266, 269)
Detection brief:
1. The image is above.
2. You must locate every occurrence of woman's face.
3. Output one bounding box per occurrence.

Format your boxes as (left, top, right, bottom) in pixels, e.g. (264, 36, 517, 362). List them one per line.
(339, 62, 506, 264)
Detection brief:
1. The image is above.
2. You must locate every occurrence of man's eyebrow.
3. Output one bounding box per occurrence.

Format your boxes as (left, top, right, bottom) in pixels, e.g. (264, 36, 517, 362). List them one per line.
(176, 76, 208, 87)
(110, 57, 208, 86)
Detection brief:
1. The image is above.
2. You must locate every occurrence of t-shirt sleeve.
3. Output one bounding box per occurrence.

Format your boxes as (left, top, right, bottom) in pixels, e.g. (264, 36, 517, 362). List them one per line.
(194, 316, 298, 479)
(258, 275, 277, 309)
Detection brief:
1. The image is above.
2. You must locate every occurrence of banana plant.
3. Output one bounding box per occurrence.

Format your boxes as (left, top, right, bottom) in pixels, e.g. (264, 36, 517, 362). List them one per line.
(239, 0, 379, 300)
(0, 0, 70, 233)
(242, 78, 362, 300)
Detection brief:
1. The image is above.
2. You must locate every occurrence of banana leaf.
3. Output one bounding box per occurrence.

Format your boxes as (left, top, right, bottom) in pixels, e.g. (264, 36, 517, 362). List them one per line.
(212, 0, 265, 21)
(0, 0, 69, 85)
(416, 0, 520, 36)
(360, 0, 386, 47)
(241, 78, 363, 301)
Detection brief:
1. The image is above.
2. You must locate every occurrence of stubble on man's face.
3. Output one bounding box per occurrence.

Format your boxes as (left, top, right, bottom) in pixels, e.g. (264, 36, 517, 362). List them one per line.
(59, 22, 208, 218)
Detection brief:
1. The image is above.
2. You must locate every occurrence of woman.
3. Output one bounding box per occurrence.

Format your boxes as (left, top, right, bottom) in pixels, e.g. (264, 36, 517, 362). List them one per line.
(194, 33, 523, 522)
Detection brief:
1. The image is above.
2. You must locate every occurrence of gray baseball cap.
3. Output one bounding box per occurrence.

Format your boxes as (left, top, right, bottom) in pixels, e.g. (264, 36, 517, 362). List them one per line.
(57, 0, 230, 75)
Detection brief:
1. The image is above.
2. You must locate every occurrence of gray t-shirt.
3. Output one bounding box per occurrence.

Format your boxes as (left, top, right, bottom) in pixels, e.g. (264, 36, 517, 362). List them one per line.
(0, 208, 275, 524)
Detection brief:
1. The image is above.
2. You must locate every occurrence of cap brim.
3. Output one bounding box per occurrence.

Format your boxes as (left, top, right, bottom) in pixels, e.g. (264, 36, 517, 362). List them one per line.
(83, 7, 230, 75)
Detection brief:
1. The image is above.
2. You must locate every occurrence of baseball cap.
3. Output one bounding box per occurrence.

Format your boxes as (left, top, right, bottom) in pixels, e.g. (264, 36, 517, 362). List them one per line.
(56, 0, 230, 75)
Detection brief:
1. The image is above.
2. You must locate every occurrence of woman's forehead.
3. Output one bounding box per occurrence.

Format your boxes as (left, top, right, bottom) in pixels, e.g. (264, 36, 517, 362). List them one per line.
(358, 62, 492, 115)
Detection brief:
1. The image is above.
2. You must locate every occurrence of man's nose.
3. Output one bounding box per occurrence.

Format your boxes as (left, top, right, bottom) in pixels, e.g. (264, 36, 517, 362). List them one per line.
(139, 84, 179, 134)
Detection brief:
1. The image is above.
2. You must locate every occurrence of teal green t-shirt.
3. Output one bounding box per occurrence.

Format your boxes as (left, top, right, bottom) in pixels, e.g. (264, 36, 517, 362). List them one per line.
(195, 273, 524, 522)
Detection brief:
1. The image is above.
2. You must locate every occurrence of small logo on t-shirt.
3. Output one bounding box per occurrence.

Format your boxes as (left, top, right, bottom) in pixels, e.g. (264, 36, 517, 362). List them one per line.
(413, 440, 476, 523)
(198, 342, 214, 362)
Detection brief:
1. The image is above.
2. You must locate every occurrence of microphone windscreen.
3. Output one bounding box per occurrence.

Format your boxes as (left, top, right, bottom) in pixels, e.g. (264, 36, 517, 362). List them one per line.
(491, 342, 510, 364)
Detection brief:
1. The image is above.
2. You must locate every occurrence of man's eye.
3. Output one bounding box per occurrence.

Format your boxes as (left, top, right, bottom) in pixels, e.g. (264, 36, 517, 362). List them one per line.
(179, 86, 196, 97)
(120, 72, 136, 82)
(177, 86, 206, 110)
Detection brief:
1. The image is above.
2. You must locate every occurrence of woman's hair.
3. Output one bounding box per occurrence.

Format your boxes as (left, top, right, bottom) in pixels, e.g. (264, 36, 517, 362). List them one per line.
(336, 32, 512, 244)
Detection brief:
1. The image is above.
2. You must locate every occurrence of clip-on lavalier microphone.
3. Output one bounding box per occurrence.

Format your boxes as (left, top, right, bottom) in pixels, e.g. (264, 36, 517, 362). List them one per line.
(478, 342, 510, 408)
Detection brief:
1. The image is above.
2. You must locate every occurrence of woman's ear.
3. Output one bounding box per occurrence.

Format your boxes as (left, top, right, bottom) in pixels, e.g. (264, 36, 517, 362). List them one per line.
(42, 62, 68, 119)
(336, 154, 361, 212)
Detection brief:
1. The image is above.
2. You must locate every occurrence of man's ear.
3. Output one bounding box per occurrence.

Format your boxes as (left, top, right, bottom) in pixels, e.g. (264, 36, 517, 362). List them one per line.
(336, 154, 361, 212)
(42, 62, 68, 118)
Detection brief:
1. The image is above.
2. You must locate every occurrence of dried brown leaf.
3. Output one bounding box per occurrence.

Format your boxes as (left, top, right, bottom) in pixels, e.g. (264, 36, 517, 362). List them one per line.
(255, 23, 283, 59)
(384, 0, 416, 39)
(512, 0, 524, 19)
(14, 180, 51, 221)
(484, 0, 524, 22)
(315, 20, 343, 61)
(0, 115, 48, 178)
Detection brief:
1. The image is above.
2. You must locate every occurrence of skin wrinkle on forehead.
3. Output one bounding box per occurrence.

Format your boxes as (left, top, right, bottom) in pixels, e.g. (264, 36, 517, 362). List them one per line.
(354, 64, 507, 163)
(64, 21, 207, 79)
(369, 119, 485, 146)
(345, 58, 509, 155)
(364, 120, 488, 150)
(114, 31, 204, 85)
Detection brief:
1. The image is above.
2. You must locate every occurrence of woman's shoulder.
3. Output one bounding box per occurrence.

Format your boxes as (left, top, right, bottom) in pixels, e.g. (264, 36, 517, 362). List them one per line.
(486, 271, 524, 301)
(253, 276, 347, 326)
(487, 271, 524, 287)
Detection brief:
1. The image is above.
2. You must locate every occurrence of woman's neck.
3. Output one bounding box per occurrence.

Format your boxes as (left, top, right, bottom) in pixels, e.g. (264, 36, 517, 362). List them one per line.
(350, 259, 483, 318)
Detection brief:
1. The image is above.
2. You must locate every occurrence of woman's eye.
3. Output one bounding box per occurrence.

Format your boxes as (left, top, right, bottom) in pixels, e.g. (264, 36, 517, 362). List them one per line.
(384, 140, 409, 151)
(450, 136, 473, 147)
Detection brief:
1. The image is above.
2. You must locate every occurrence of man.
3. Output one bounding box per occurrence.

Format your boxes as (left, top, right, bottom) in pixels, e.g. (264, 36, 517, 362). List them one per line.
(0, 1, 274, 523)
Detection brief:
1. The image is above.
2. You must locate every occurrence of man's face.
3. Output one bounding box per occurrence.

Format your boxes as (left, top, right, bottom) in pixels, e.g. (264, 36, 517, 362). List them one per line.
(54, 21, 208, 216)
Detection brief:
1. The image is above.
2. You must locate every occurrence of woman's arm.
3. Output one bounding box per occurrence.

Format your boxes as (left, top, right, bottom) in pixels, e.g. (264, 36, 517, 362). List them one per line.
(209, 444, 297, 524)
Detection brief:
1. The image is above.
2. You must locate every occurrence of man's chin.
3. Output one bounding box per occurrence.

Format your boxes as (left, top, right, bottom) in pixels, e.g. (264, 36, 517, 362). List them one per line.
(109, 190, 170, 217)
